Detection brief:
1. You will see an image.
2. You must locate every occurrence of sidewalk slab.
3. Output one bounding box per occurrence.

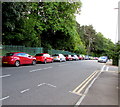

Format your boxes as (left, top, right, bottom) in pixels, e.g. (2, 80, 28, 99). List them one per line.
(80, 70, 118, 105)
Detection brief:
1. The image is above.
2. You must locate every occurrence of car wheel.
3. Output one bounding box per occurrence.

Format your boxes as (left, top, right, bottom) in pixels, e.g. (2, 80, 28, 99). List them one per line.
(59, 59, 62, 62)
(32, 60, 36, 65)
(44, 60, 46, 64)
(15, 60, 20, 67)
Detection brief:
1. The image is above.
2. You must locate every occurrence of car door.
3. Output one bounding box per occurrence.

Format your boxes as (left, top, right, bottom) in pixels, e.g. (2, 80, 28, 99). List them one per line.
(24, 53, 33, 64)
(19, 53, 32, 64)
(47, 54, 52, 62)
(61, 54, 65, 61)
(16, 53, 26, 64)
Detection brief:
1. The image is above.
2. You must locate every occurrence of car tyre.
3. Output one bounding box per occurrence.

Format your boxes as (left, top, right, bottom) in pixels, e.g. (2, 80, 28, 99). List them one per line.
(32, 60, 36, 65)
(44, 60, 46, 64)
(59, 59, 62, 62)
(15, 60, 20, 67)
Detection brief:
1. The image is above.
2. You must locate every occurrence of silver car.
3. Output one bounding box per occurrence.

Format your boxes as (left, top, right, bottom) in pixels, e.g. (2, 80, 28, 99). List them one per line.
(98, 56, 108, 63)
(71, 55, 79, 61)
(52, 54, 66, 62)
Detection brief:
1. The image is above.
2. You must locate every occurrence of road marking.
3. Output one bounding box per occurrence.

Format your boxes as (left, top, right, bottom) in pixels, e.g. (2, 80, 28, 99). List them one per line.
(0, 96, 9, 101)
(77, 71, 98, 94)
(29, 66, 53, 72)
(0, 74, 11, 78)
(105, 70, 117, 73)
(37, 83, 56, 88)
(75, 78, 96, 106)
(72, 71, 99, 94)
(43, 67, 53, 69)
(38, 83, 45, 87)
(101, 65, 106, 72)
(75, 65, 105, 106)
(29, 69, 42, 72)
(20, 89, 30, 93)
(45, 83, 56, 88)
(69, 91, 82, 96)
(106, 66, 109, 71)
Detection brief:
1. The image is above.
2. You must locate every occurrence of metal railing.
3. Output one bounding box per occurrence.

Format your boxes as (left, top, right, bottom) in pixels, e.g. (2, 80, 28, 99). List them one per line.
(48, 49, 75, 55)
(1, 45, 76, 56)
(2, 45, 43, 56)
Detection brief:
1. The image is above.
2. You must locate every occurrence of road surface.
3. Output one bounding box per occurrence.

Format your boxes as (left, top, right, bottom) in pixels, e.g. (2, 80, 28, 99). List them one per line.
(1, 60, 117, 105)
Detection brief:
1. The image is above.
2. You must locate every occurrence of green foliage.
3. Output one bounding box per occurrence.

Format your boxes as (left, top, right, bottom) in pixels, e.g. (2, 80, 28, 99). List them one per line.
(2, 2, 40, 47)
(112, 41, 120, 66)
(2, 2, 86, 54)
(77, 24, 115, 57)
(3, 1, 115, 58)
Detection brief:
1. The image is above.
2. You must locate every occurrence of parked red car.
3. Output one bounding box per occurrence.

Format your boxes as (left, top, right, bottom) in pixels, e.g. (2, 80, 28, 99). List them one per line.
(77, 55, 84, 60)
(64, 55, 73, 61)
(35, 53, 53, 64)
(2, 52, 36, 67)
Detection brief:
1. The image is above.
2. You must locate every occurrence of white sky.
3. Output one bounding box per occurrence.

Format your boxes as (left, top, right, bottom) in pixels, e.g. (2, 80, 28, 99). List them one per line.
(76, 0, 119, 43)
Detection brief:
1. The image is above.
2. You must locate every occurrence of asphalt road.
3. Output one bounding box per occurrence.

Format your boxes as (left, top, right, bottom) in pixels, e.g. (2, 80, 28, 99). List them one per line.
(1, 60, 107, 105)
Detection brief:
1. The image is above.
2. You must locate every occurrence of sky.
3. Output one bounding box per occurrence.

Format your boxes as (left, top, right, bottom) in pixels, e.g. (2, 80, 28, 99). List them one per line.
(76, 0, 119, 43)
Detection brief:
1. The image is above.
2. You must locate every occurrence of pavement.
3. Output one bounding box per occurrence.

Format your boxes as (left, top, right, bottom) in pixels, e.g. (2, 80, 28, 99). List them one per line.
(78, 61, 119, 106)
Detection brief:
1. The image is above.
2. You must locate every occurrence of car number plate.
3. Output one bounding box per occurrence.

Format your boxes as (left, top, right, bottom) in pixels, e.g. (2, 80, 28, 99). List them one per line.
(3, 62, 8, 64)
(37, 60, 40, 61)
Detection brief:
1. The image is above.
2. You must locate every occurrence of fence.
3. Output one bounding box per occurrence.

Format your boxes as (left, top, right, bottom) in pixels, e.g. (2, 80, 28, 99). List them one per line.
(1, 45, 76, 56)
(2, 45, 43, 56)
(48, 49, 75, 55)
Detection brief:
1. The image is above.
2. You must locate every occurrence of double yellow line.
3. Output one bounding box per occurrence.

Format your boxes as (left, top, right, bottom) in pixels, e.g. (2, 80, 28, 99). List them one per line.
(72, 70, 99, 95)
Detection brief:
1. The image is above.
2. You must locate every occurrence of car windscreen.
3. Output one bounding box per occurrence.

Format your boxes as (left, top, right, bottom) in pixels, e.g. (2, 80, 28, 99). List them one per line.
(6, 53, 14, 56)
(35, 54, 43, 56)
(101, 57, 107, 59)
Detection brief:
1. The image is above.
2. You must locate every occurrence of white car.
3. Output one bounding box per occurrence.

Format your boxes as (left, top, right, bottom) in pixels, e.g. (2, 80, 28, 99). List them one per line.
(71, 55, 79, 61)
(52, 54, 66, 62)
(98, 56, 108, 63)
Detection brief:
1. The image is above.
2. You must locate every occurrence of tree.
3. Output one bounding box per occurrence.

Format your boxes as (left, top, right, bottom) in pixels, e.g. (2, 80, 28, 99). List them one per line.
(77, 24, 115, 57)
(2, 2, 40, 47)
(77, 24, 96, 55)
(112, 41, 120, 66)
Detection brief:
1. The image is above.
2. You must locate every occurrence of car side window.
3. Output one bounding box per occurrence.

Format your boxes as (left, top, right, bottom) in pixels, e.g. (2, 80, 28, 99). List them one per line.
(47, 54, 50, 57)
(43, 54, 47, 57)
(16, 53, 23, 56)
(60, 54, 64, 57)
(24, 54, 30, 57)
(46, 54, 50, 57)
(17, 53, 28, 57)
